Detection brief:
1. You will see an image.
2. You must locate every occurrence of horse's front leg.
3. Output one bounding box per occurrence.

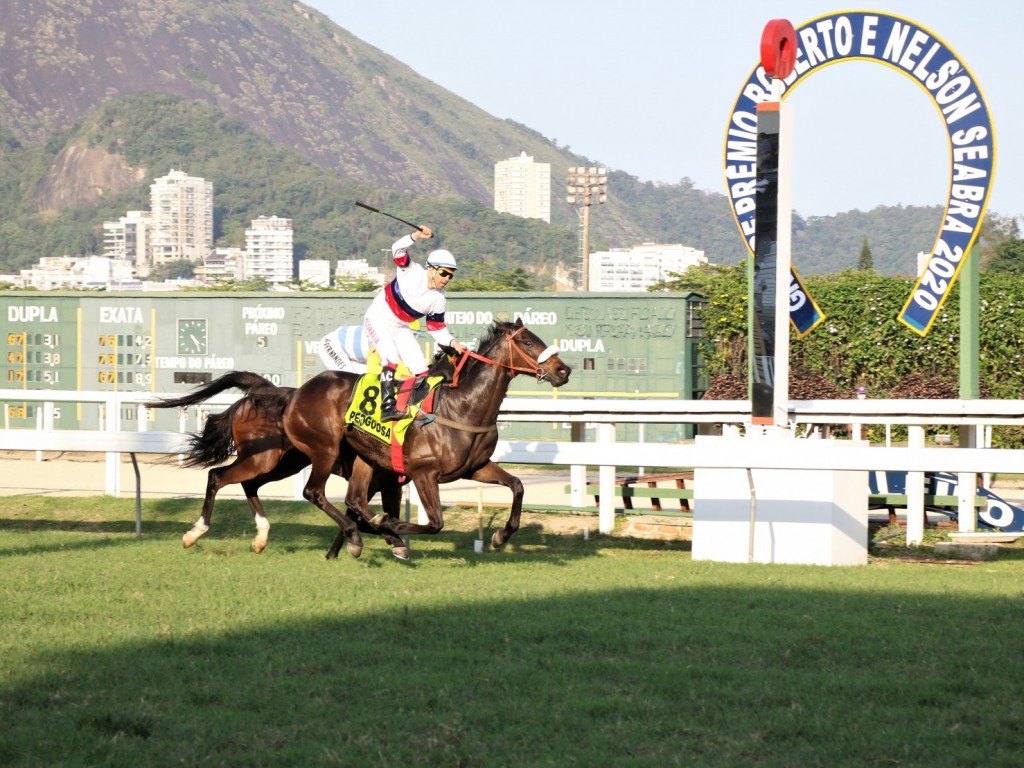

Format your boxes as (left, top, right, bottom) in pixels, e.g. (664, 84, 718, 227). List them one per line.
(326, 508, 409, 561)
(343, 462, 414, 562)
(375, 473, 445, 538)
(328, 462, 409, 560)
(467, 461, 524, 549)
(344, 457, 383, 528)
(375, 473, 410, 560)
(300, 457, 363, 560)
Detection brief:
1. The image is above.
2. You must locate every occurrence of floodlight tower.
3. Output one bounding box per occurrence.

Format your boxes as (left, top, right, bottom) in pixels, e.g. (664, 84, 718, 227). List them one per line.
(566, 166, 607, 291)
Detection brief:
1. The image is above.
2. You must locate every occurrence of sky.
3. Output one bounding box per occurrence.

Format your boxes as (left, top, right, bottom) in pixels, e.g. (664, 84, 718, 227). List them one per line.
(306, 1, 1022, 222)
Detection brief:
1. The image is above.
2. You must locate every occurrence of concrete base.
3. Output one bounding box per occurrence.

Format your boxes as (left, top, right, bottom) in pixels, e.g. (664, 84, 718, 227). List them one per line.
(620, 516, 692, 541)
(934, 541, 1000, 561)
(693, 431, 869, 566)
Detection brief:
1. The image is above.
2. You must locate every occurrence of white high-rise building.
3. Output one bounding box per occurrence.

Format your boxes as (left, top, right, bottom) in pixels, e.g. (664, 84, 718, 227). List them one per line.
(149, 169, 213, 267)
(103, 210, 153, 275)
(244, 215, 294, 284)
(589, 243, 707, 292)
(494, 151, 551, 223)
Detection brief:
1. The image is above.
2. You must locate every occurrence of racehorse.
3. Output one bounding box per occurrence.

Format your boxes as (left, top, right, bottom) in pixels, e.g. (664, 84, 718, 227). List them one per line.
(151, 371, 409, 557)
(282, 319, 572, 559)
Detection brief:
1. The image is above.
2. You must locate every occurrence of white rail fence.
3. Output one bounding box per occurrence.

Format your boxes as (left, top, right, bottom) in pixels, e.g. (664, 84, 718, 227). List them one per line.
(2, 390, 1023, 538)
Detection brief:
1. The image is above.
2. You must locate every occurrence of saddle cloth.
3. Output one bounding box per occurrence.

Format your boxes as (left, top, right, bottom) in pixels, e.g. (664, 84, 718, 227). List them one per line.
(344, 350, 442, 473)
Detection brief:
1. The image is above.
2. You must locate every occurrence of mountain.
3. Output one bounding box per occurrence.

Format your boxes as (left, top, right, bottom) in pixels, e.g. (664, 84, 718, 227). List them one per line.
(0, 0, 636, 235)
(2, 0, 495, 198)
(0, 0, 993, 279)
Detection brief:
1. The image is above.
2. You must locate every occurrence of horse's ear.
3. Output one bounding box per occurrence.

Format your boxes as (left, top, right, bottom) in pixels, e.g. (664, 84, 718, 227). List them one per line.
(514, 317, 524, 328)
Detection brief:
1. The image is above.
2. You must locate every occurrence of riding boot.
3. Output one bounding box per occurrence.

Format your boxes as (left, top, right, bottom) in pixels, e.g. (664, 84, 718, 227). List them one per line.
(379, 366, 408, 422)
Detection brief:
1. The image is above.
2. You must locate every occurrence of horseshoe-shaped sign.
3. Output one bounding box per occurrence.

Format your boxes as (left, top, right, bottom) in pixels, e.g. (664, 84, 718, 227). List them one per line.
(725, 11, 995, 336)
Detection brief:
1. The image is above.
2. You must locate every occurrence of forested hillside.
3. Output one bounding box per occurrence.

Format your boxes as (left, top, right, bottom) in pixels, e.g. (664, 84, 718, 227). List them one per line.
(0, 0, 1015, 281)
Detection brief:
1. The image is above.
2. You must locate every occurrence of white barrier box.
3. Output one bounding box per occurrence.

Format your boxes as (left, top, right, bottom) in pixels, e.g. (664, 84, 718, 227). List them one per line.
(693, 431, 869, 566)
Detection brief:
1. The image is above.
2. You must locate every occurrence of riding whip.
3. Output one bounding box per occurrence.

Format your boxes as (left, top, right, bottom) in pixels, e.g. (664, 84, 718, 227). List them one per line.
(354, 201, 427, 233)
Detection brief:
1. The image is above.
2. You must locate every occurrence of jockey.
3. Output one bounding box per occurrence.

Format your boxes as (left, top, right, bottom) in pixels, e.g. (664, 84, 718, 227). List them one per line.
(363, 225, 466, 421)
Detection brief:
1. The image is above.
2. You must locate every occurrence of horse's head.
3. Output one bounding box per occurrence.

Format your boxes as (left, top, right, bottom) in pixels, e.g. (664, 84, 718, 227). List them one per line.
(497, 318, 572, 388)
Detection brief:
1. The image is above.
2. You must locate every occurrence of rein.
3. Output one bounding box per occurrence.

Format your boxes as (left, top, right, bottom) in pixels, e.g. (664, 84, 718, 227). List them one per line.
(422, 413, 497, 433)
(449, 326, 558, 388)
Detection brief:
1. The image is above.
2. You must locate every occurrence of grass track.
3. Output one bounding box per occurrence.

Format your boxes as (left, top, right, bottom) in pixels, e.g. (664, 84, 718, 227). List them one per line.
(2, 496, 1023, 767)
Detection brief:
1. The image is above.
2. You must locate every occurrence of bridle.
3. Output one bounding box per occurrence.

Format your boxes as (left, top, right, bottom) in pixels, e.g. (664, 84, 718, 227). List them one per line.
(449, 325, 559, 388)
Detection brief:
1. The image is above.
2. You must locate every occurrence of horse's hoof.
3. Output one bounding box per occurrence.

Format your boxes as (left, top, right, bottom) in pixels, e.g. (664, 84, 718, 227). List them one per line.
(369, 513, 386, 528)
(491, 531, 507, 549)
(324, 549, 339, 560)
(391, 546, 410, 561)
(183, 524, 208, 549)
(347, 541, 363, 559)
(251, 537, 267, 554)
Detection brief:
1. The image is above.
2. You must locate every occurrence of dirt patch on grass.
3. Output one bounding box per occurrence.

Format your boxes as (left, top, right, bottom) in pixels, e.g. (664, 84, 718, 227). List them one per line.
(442, 506, 691, 540)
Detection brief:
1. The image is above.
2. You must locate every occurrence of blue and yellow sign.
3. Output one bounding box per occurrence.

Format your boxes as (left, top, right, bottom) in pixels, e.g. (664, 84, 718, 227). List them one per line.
(725, 11, 995, 336)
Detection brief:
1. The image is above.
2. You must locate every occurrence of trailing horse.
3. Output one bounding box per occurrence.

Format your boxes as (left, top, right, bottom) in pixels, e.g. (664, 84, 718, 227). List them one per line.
(151, 371, 408, 557)
(282, 319, 572, 559)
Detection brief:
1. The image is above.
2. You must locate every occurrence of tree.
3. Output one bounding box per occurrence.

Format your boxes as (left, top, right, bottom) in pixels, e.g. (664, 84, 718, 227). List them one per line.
(195, 277, 271, 291)
(651, 262, 748, 376)
(985, 237, 1024, 275)
(976, 212, 1021, 269)
(149, 260, 198, 280)
(447, 264, 538, 292)
(334, 275, 382, 292)
(857, 236, 874, 271)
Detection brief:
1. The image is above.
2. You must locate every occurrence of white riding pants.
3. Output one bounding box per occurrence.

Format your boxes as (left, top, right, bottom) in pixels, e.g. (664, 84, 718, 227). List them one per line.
(363, 303, 428, 375)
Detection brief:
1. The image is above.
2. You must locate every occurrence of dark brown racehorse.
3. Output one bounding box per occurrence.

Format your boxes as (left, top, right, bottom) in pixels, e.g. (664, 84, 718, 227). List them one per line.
(151, 371, 409, 557)
(283, 319, 572, 559)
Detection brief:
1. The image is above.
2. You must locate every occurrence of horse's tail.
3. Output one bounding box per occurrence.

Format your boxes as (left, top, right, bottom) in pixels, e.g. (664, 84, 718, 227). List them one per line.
(150, 371, 275, 409)
(179, 406, 236, 468)
(158, 371, 292, 468)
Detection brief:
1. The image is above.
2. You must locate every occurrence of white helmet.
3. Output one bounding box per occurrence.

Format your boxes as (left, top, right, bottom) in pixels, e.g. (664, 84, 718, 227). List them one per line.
(426, 250, 457, 270)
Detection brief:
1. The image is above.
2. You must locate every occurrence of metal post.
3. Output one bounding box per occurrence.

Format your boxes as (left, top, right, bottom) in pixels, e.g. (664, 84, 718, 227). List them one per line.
(132, 453, 142, 539)
(772, 102, 793, 425)
(959, 247, 980, 399)
(569, 421, 587, 508)
(581, 204, 591, 292)
(958, 247, 980, 532)
(906, 425, 926, 545)
(597, 423, 616, 534)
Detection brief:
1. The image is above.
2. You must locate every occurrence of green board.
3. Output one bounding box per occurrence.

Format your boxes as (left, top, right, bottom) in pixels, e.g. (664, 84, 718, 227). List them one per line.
(2, 291, 705, 441)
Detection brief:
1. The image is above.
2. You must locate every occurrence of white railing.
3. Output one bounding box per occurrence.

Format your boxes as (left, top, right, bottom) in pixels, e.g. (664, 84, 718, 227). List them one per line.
(4, 390, 1023, 426)
(3, 390, 1024, 540)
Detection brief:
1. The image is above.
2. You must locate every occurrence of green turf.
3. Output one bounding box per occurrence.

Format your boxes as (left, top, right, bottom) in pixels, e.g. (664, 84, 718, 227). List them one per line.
(1, 496, 1022, 767)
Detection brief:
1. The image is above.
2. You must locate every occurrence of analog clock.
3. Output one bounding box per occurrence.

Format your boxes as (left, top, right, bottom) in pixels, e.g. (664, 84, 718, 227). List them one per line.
(177, 318, 208, 355)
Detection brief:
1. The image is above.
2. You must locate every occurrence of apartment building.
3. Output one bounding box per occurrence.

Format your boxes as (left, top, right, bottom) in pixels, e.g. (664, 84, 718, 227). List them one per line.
(243, 215, 294, 284)
(494, 152, 551, 223)
(149, 169, 214, 267)
(102, 210, 153, 274)
(589, 243, 707, 292)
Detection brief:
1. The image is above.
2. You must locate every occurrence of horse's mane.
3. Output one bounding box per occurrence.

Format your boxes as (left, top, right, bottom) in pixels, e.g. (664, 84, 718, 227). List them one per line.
(475, 321, 514, 353)
(427, 349, 456, 380)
